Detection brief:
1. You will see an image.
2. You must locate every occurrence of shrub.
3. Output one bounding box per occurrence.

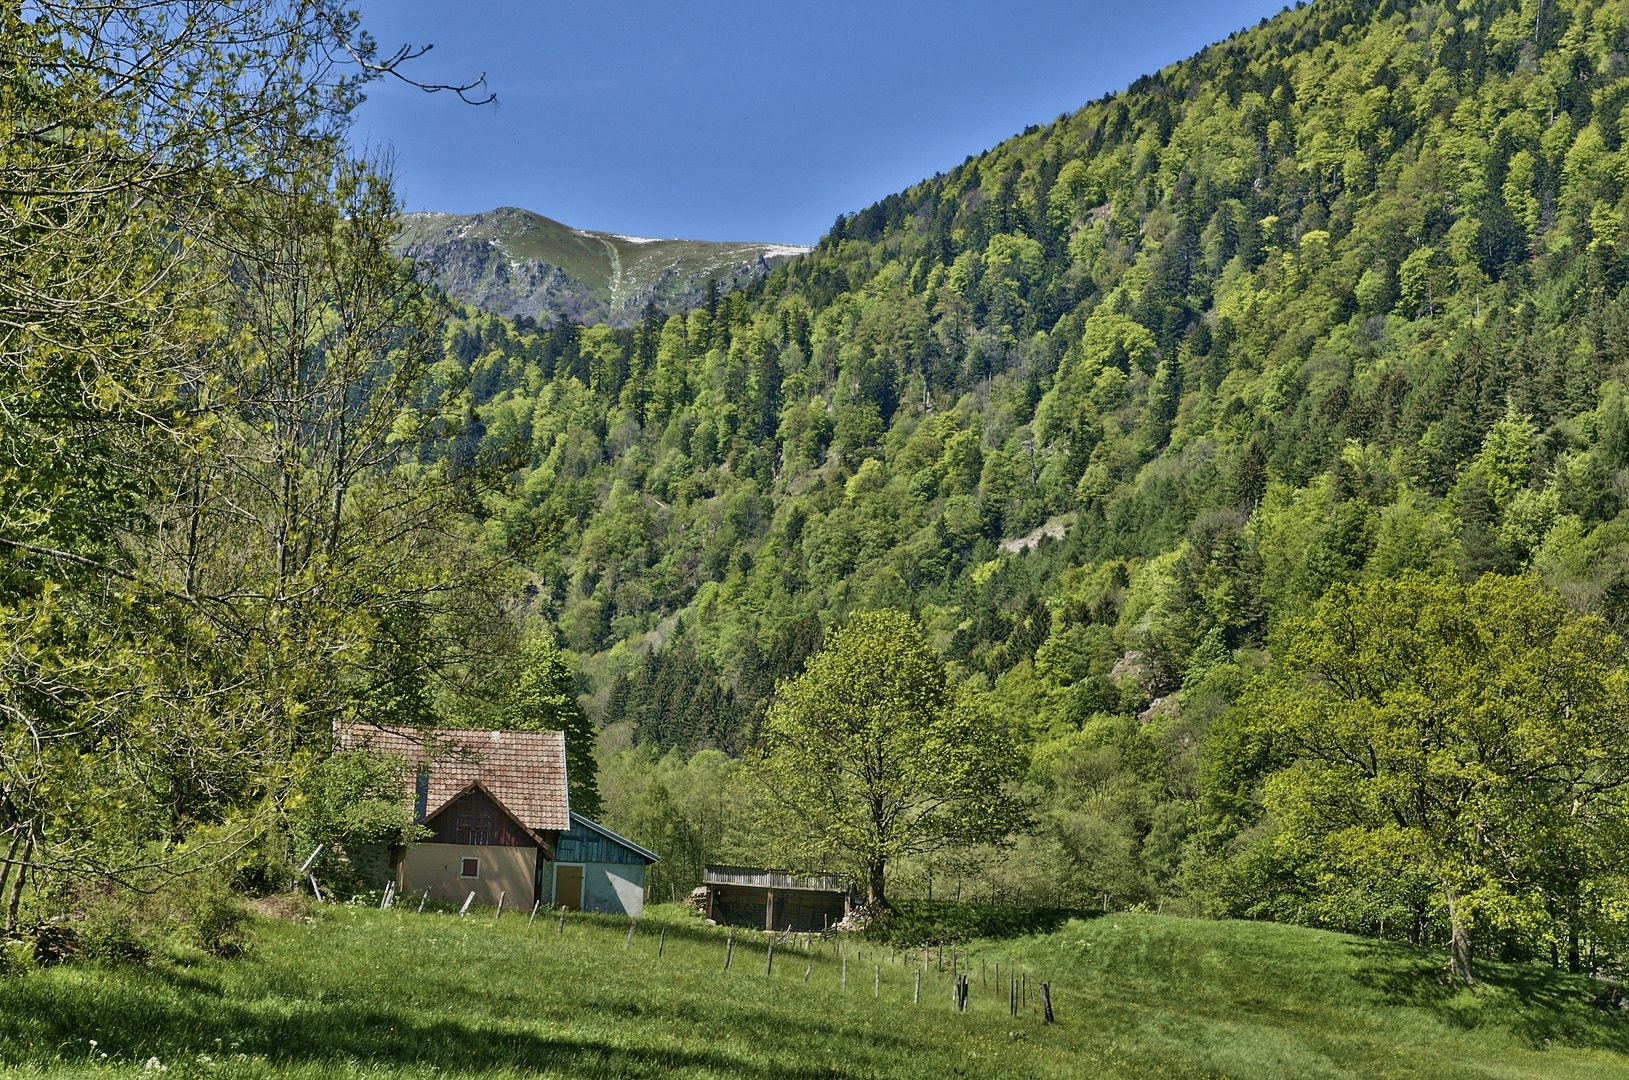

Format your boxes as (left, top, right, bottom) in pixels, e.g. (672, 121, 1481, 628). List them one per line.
(862, 899, 1088, 946)
(0, 935, 33, 976)
(186, 878, 255, 959)
(77, 908, 155, 964)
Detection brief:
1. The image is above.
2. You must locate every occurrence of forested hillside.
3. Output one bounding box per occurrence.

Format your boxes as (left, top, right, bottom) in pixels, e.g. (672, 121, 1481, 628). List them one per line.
(422, 0, 1629, 967)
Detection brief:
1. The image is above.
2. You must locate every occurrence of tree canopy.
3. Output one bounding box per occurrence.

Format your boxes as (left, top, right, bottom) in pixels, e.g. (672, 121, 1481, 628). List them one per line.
(497, 635, 602, 819)
(745, 610, 1027, 908)
(0, 1, 509, 921)
(1248, 573, 1629, 983)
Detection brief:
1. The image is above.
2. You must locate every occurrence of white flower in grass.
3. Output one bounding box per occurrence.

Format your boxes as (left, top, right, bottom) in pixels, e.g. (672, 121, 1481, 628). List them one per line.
(142, 1056, 168, 1072)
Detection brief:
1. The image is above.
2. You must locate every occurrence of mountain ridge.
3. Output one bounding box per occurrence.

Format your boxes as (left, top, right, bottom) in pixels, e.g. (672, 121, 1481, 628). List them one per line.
(394, 206, 808, 327)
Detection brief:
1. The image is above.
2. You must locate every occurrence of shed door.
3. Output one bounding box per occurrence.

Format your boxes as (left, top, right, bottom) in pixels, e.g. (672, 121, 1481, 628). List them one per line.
(555, 864, 583, 911)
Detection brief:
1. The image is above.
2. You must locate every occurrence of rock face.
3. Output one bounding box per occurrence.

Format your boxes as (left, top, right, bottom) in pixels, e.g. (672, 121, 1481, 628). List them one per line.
(394, 207, 809, 328)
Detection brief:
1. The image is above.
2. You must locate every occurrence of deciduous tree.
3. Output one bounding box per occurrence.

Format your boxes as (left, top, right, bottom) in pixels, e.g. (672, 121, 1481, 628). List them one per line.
(745, 610, 1027, 910)
(1250, 573, 1629, 984)
(498, 635, 601, 818)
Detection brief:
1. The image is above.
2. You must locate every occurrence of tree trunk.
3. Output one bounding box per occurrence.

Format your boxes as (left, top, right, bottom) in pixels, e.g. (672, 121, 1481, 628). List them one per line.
(867, 861, 888, 911)
(0, 830, 20, 924)
(5, 837, 33, 934)
(1444, 884, 1475, 985)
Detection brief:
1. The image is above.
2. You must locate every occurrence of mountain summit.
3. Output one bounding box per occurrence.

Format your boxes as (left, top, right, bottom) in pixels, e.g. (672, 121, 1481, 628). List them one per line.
(393, 207, 808, 327)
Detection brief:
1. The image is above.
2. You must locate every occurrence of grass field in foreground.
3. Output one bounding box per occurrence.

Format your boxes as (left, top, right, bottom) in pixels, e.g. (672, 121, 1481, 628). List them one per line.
(2, 902, 1627, 1079)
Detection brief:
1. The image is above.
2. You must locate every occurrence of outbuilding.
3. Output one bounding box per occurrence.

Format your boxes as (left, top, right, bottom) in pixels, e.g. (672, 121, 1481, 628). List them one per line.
(701, 865, 856, 932)
(550, 812, 658, 917)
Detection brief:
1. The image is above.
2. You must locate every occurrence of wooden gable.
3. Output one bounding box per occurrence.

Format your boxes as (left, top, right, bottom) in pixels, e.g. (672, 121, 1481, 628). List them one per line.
(422, 782, 555, 857)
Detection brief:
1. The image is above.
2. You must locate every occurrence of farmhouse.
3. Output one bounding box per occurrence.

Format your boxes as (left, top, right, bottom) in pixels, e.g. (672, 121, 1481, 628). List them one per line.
(337, 724, 655, 916)
(701, 865, 856, 932)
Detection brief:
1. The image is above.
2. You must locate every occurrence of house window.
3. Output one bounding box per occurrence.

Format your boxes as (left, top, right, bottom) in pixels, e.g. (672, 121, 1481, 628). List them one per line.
(470, 815, 491, 845)
(460, 857, 479, 878)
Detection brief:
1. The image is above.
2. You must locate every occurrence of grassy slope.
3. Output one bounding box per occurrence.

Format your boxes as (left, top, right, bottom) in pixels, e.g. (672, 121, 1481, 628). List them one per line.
(3, 906, 1626, 1079)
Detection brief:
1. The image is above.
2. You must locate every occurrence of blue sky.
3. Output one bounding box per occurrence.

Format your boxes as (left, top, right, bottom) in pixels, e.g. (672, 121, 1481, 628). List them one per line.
(354, 2, 1291, 245)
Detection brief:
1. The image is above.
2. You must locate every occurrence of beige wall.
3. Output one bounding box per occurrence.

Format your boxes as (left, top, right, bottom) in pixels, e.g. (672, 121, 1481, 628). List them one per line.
(399, 842, 535, 910)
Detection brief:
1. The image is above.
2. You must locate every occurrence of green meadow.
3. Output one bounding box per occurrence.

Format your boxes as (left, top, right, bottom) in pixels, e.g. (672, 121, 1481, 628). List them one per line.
(2, 903, 1625, 1079)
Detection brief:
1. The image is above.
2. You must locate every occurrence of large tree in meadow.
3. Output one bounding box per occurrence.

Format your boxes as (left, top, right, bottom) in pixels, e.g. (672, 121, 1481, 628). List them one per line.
(746, 610, 1027, 910)
(1250, 573, 1629, 984)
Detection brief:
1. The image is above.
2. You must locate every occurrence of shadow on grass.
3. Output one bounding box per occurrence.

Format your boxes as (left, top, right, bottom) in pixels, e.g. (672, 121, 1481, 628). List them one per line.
(3, 966, 916, 1080)
(863, 900, 1100, 946)
(1345, 939, 1629, 1053)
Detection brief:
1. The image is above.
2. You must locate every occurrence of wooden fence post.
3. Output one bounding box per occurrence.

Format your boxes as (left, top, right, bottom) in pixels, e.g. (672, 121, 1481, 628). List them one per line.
(459, 891, 475, 917)
(528, 900, 541, 926)
(1041, 981, 1055, 1024)
(557, 909, 565, 935)
(495, 891, 505, 919)
(658, 928, 666, 958)
(913, 969, 920, 1004)
(874, 964, 879, 998)
(766, 939, 775, 977)
(418, 887, 430, 914)
(804, 957, 812, 983)
(841, 953, 847, 990)
(625, 921, 636, 950)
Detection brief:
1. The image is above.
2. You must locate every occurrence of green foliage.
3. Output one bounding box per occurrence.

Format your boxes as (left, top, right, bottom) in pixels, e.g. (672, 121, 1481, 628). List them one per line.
(744, 610, 1029, 906)
(393, 5, 1629, 973)
(862, 898, 1087, 946)
(495, 634, 602, 818)
(597, 746, 741, 902)
(0, 1, 519, 927)
(182, 877, 256, 960)
(291, 750, 429, 897)
(29, 0, 1629, 984)
(1247, 573, 1629, 983)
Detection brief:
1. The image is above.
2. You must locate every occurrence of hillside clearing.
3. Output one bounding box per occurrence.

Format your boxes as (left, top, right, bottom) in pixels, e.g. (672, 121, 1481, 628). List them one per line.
(1, 906, 1624, 1079)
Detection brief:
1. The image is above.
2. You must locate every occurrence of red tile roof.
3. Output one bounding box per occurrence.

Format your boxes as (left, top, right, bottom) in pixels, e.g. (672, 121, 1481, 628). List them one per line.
(336, 725, 570, 832)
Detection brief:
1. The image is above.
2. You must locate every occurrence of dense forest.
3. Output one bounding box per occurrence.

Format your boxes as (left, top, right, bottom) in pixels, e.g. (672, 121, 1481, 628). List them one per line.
(420, 0, 1629, 974)
(11, 0, 1629, 984)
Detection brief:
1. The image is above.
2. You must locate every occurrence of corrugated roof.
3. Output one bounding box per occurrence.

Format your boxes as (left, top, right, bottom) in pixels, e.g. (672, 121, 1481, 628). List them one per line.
(336, 724, 570, 832)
